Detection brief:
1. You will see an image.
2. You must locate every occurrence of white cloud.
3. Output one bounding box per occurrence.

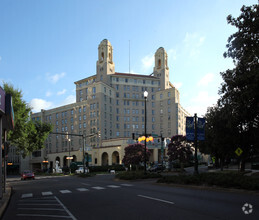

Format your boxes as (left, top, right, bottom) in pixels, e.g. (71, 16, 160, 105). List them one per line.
(183, 33, 206, 57)
(30, 98, 53, 112)
(46, 91, 52, 97)
(57, 89, 67, 96)
(60, 95, 76, 106)
(174, 82, 183, 89)
(141, 53, 154, 72)
(186, 91, 218, 116)
(46, 72, 66, 84)
(167, 49, 177, 60)
(197, 73, 215, 86)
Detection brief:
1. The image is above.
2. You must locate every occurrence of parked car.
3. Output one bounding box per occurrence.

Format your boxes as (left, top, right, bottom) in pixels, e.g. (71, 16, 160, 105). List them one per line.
(21, 170, 35, 180)
(75, 167, 89, 174)
(148, 164, 165, 172)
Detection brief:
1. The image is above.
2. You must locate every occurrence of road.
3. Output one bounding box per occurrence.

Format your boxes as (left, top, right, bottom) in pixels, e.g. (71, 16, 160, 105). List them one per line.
(3, 174, 259, 220)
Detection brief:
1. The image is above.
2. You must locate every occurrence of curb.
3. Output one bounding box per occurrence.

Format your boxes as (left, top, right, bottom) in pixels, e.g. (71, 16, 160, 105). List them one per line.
(0, 183, 12, 219)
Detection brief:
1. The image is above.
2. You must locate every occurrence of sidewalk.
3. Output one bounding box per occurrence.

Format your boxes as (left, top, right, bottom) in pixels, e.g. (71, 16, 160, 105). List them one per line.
(0, 183, 12, 219)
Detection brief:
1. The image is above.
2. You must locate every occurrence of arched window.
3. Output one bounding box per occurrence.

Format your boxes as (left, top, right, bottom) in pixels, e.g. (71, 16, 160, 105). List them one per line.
(101, 52, 104, 61)
(158, 59, 161, 67)
(109, 53, 111, 60)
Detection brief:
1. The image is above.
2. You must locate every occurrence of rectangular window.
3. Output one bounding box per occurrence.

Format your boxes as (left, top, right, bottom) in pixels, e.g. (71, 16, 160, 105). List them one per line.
(92, 87, 96, 94)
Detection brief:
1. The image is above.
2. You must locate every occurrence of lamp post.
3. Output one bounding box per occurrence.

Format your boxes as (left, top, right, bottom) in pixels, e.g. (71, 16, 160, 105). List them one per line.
(144, 91, 148, 174)
(68, 138, 71, 174)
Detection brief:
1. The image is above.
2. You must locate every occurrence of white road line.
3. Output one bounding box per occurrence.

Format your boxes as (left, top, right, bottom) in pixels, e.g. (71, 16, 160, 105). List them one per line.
(92, 186, 105, 190)
(77, 188, 89, 192)
(17, 214, 72, 218)
(81, 183, 91, 186)
(60, 190, 72, 194)
(21, 193, 33, 198)
(42, 191, 53, 196)
(18, 203, 61, 206)
(55, 196, 77, 220)
(18, 208, 65, 211)
(138, 195, 175, 205)
(107, 185, 121, 188)
(120, 184, 133, 186)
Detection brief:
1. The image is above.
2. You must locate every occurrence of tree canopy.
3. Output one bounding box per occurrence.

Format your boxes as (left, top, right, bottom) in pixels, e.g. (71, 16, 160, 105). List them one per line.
(122, 143, 151, 167)
(200, 3, 259, 170)
(3, 83, 52, 157)
(167, 135, 193, 170)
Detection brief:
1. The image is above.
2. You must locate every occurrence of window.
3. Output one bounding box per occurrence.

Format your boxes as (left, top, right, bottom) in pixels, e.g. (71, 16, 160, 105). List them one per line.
(160, 93, 163, 99)
(168, 92, 171, 97)
(83, 106, 86, 112)
(92, 87, 96, 94)
(116, 131, 120, 137)
(79, 107, 82, 113)
(168, 99, 171, 105)
(71, 109, 74, 115)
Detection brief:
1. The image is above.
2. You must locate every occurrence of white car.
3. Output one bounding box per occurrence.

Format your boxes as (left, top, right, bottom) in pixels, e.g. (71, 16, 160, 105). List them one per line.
(75, 167, 89, 174)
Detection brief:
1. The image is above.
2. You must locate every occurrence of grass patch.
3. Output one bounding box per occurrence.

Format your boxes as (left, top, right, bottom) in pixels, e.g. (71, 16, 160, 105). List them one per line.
(116, 171, 162, 180)
(157, 172, 259, 191)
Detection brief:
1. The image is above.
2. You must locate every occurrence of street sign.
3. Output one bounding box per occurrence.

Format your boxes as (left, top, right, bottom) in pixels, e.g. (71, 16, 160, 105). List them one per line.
(235, 147, 243, 156)
(186, 117, 195, 141)
(197, 117, 205, 140)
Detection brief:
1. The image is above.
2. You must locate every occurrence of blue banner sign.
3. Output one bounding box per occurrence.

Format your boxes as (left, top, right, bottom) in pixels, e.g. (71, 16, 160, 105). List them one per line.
(186, 117, 195, 141)
(197, 118, 205, 140)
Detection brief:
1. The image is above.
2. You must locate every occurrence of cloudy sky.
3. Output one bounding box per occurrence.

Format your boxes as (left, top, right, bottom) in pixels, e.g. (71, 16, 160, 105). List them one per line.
(0, 0, 257, 116)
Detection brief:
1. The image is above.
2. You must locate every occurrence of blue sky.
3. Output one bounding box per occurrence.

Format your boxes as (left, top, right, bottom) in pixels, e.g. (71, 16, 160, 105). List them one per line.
(0, 0, 257, 116)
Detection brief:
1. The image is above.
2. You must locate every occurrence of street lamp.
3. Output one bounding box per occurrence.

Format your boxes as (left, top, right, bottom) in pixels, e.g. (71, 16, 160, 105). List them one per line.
(144, 91, 148, 173)
(68, 138, 71, 174)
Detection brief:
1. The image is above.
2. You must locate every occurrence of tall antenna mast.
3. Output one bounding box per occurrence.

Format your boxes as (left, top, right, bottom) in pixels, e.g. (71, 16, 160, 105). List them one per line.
(129, 40, 131, 73)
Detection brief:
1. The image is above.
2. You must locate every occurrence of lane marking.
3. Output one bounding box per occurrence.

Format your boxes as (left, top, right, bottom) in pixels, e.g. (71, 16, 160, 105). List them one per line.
(18, 203, 61, 206)
(16, 214, 72, 218)
(92, 186, 105, 190)
(120, 184, 133, 186)
(138, 195, 175, 205)
(60, 190, 72, 194)
(107, 185, 121, 188)
(18, 208, 64, 211)
(42, 191, 53, 196)
(77, 188, 89, 192)
(81, 183, 91, 186)
(54, 196, 77, 220)
(21, 193, 33, 198)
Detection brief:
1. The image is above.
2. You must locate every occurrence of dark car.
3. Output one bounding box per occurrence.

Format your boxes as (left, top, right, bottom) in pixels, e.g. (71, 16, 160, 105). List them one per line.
(148, 164, 165, 172)
(21, 170, 35, 180)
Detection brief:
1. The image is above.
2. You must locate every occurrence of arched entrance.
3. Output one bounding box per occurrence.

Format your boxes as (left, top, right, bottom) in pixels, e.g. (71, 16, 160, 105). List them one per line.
(112, 151, 120, 165)
(102, 152, 109, 166)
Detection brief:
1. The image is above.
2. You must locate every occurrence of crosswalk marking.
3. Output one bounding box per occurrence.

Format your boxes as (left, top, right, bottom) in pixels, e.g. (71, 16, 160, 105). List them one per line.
(21, 193, 33, 198)
(77, 188, 89, 192)
(20, 184, 133, 198)
(92, 186, 105, 190)
(42, 191, 53, 196)
(60, 190, 72, 194)
(121, 184, 133, 186)
(107, 185, 121, 188)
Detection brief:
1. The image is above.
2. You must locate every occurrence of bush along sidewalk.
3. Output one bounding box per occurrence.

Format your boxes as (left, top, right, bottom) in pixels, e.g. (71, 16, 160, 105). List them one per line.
(116, 171, 162, 180)
(157, 172, 259, 191)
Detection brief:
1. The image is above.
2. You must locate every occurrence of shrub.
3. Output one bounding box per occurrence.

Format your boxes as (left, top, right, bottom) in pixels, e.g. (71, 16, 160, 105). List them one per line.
(157, 172, 259, 190)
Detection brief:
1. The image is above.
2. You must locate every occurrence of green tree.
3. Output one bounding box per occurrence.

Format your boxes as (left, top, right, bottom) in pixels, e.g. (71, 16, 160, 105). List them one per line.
(167, 135, 193, 172)
(122, 143, 151, 170)
(219, 4, 259, 170)
(199, 105, 238, 170)
(3, 83, 52, 157)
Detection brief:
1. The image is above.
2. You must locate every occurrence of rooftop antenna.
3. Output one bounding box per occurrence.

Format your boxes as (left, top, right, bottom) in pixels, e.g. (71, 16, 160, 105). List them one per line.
(129, 40, 131, 73)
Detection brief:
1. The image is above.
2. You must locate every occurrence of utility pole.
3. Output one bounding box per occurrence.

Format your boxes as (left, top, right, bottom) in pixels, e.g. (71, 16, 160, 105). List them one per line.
(194, 113, 199, 174)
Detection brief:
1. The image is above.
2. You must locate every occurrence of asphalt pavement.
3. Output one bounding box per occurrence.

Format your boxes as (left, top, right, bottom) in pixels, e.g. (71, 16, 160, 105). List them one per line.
(2, 174, 259, 220)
